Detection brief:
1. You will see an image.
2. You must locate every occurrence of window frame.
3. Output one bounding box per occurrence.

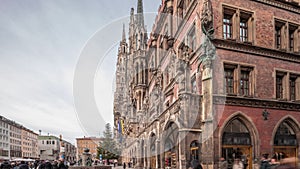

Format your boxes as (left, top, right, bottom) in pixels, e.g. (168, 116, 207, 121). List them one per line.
(187, 23, 196, 52)
(224, 63, 254, 96)
(223, 13, 233, 40)
(276, 72, 285, 99)
(240, 69, 251, 96)
(224, 65, 236, 95)
(239, 11, 252, 43)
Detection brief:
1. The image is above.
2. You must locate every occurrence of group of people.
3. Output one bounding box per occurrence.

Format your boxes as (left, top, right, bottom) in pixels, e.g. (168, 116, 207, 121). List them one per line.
(218, 154, 298, 169)
(260, 154, 297, 169)
(0, 160, 69, 169)
(122, 162, 133, 169)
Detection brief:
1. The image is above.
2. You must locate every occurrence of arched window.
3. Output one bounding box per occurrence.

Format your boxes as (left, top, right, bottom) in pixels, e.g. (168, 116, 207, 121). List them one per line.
(136, 63, 139, 84)
(273, 120, 298, 166)
(222, 119, 251, 145)
(136, 34, 138, 50)
(222, 118, 252, 169)
(141, 63, 144, 84)
(164, 122, 179, 168)
(274, 121, 297, 146)
(140, 33, 143, 49)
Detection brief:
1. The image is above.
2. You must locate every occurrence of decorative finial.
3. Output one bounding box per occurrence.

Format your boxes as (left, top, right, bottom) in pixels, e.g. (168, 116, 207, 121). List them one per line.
(122, 23, 126, 42)
(136, 0, 144, 27)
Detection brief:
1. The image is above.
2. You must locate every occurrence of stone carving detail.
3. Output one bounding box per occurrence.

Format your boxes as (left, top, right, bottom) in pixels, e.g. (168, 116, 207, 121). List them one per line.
(176, 58, 186, 92)
(200, 0, 214, 39)
(143, 95, 149, 111)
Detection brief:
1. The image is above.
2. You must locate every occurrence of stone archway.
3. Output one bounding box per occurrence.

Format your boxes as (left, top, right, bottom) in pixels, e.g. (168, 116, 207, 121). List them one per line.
(272, 116, 300, 167)
(149, 133, 157, 169)
(220, 114, 259, 169)
(163, 121, 179, 169)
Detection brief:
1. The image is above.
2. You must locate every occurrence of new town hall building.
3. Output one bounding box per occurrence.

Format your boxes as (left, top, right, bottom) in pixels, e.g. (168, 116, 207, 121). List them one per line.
(113, 0, 300, 169)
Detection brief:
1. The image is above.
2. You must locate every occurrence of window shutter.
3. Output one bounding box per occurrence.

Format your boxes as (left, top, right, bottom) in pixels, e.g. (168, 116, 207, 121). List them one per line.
(281, 24, 287, 50)
(296, 28, 300, 53)
(296, 77, 300, 101)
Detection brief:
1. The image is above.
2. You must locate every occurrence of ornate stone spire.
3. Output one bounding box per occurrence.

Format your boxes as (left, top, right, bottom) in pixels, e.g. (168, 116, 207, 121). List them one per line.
(122, 23, 126, 42)
(136, 0, 144, 28)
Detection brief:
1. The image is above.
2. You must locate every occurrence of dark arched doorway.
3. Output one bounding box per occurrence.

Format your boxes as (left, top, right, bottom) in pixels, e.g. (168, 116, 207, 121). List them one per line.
(273, 119, 298, 167)
(222, 118, 252, 169)
(141, 139, 144, 167)
(150, 133, 157, 169)
(163, 122, 179, 169)
(190, 141, 200, 161)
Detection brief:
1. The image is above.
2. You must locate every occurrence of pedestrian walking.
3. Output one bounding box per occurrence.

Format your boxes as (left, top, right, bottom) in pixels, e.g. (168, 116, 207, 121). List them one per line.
(57, 160, 67, 169)
(0, 160, 11, 169)
(19, 161, 29, 169)
(44, 161, 52, 169)
(233, 159, 244, 169)
(219, 157, 228, 169)
(52, 161, 58, 169)
(260, 154, 270, 169)
(123, 162, 126, 169)
(190, 160, 203, 169)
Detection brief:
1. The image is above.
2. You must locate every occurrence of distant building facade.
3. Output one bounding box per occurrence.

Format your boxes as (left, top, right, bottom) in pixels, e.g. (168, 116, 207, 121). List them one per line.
(0, 116, 10, 160)
(76, 137, 102, 161)
(0, 116, 39, 160)
(63, 140, 76, 162)
(9, 122, 22, 159)
(38, 135, 76, 161)
(21, 128, 39, 159)
(38, 135, 60, 160)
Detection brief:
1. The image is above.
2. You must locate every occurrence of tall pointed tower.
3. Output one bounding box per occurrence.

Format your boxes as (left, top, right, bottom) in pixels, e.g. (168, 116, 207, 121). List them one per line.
(114, 24, 128, 139)
(114, 0, 149, 166)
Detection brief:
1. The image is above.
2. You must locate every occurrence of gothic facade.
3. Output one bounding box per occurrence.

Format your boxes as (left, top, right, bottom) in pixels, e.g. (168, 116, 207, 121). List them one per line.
(114, 0, 300, 169)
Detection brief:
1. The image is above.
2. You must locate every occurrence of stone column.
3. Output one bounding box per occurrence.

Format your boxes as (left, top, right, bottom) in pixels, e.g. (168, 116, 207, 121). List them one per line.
(178, 131, 187, 169)
(144, 145, 147, 169)
(137, 141, 142, 168)
(156, 140, 160, 169)
(160, 139, 165, 169)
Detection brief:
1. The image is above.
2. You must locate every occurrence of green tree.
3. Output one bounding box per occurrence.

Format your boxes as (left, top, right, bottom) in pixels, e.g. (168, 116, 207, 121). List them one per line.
(97, 123, 120, 160)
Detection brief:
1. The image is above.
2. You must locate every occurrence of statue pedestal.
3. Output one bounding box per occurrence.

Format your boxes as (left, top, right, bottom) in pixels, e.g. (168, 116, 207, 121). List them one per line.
(82, 148, 92, 166)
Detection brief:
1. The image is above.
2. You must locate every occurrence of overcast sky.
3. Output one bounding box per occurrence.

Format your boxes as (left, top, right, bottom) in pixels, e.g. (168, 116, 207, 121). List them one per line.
(0, 0, 160, 144)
